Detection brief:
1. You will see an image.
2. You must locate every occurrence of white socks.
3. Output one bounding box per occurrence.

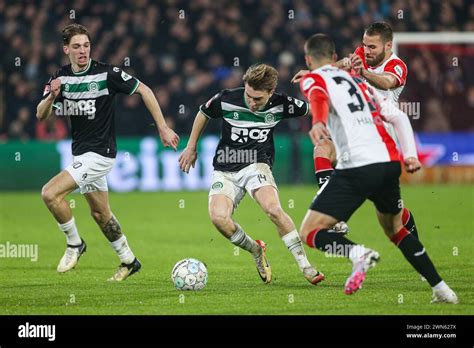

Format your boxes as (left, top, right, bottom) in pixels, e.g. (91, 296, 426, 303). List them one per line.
(281, 230, 311, 271)
(348, 244, 367, 265)
(58, 218, 82, 246)
(110, 235, 135, 265)
(432, 280, 448, 291)
(230, 223, 259, 255)
(59, 218, 135, 265)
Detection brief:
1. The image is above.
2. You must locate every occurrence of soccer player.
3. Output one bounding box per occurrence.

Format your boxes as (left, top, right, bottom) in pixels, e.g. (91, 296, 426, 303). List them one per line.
(36, 24, 179, 281)
(178, 64, 324, 285)
(293, 22, 421, 263)
(297, 33, 458, 303)
(350, 22, 421, 246)
(294, 22, 407, 107)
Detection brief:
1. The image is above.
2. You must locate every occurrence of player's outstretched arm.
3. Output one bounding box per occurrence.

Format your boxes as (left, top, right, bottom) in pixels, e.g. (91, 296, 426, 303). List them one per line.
(334, 56, 352, 71)
(376, 91, 421, 173)
(136, 83, 179, 151)
(36, 78, 60, 121)
(178, 111, 209, 174)
(291, 70, 310, 84)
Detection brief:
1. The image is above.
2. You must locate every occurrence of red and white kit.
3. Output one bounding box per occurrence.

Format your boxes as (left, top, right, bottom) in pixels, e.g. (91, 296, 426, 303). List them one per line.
(300, 65, 417, 169)
(353, 46, 408, 103)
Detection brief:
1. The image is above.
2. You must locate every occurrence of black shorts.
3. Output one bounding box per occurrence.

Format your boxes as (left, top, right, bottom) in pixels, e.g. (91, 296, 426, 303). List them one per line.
(310, 161, 402, 222)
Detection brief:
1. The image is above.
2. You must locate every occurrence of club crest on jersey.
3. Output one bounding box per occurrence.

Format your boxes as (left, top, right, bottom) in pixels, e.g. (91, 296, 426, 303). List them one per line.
(64, 83, 70, 92)
(88, 81, 99, 92)
(121, 71, 132, 81)
(212, 182, 223, 190)
(264, 114, 275, 123)
(394, 65, 403, 77)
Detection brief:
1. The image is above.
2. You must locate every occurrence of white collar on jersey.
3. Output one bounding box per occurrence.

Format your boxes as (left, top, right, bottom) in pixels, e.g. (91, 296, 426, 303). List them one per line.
(311, 63, 334, 72)
(71, 58, 92, 75)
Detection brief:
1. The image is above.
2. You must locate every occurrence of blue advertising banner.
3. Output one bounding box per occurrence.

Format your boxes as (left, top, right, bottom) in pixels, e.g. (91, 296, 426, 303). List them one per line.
(416, 132, 474, 166)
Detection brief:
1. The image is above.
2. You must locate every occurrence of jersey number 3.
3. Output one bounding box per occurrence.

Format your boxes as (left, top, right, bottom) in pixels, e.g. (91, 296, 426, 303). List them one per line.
(332, 76, 364, 113)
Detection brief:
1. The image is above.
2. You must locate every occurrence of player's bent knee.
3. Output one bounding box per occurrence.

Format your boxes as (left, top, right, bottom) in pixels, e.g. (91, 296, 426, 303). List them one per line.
(299, 219, 314, 239)
(299, 213, 333, 240)
(40, 185, 49, 202)
(41, 185, 58, 206)
(209, 210, 231, 229)
(376, 211, 403, 240)
(90, 210, 110, 225)
(383, 225, 402, 240)
(299, 226, 313, 241)
(263, 204, 283, 221)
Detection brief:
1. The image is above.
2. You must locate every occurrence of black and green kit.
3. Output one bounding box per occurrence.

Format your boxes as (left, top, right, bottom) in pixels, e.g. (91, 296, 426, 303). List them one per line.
(42, 59, 140, 158)
(199, 87, 309, 172)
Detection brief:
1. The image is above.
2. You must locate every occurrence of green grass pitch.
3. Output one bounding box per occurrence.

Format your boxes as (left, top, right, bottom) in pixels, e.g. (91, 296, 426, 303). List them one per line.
(0, 185, 473, 315)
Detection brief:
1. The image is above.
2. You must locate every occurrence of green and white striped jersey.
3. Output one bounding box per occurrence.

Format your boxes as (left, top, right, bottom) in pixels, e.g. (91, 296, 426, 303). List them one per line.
(200, 87, 309, 172)
(42, 59, 140, 158)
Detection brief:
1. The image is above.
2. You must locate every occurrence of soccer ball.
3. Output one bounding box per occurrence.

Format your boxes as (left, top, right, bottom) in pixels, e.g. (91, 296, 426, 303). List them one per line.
(171, 258, 208, 291)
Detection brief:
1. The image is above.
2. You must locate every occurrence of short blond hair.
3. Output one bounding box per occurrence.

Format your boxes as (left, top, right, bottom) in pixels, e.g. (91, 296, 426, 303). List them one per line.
(242, 64, 278, 92)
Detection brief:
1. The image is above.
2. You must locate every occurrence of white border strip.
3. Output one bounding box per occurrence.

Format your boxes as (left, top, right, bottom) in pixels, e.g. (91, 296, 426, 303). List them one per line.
(393, 32, 474, 54)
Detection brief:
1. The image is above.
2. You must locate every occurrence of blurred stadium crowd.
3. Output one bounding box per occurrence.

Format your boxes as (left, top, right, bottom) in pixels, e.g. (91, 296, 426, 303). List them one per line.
(1, 0, 473, 141)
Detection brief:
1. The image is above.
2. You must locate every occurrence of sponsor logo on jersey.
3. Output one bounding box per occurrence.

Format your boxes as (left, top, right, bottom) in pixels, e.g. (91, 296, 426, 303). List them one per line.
(121, 70, 132, 81)
(54, 99, 97, 119)
(230, 127, 270, 143)
(113, 67, 120, 72)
